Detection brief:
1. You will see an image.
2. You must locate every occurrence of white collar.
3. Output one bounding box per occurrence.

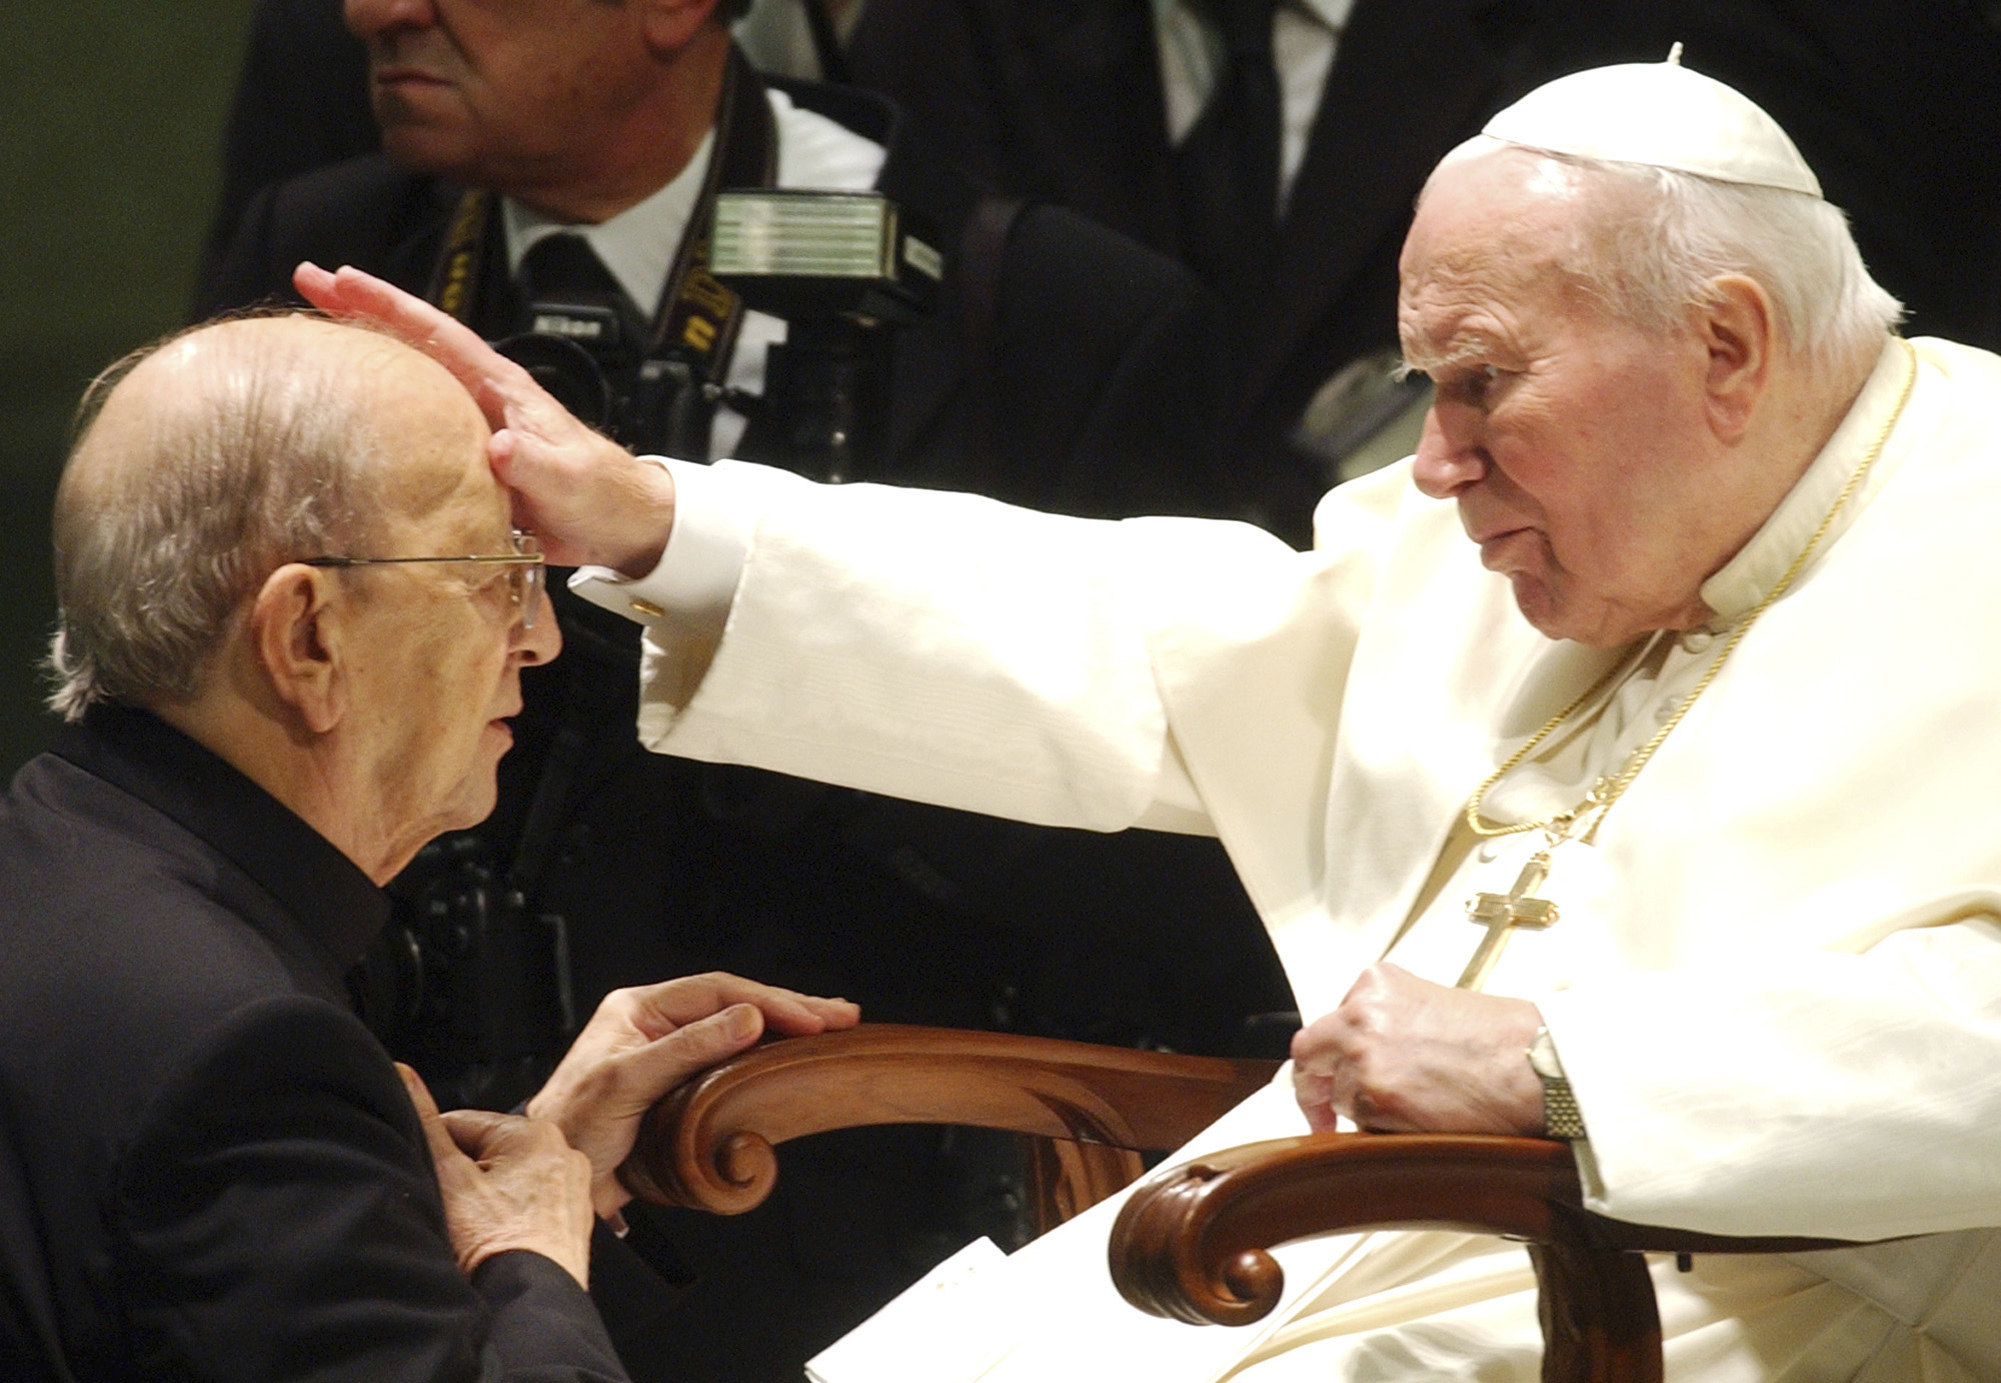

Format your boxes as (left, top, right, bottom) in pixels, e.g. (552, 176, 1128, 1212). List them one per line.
(502, 124, 719, 314)
(1294, 0, 1356, 29)
(1698, 336, 1917, 625)
(1153, 0, 1355, 35)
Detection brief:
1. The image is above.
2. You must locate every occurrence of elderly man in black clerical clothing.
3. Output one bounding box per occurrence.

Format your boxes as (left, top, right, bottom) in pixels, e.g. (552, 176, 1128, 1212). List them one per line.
(199, 6, 1286, 1359)
(0, 312, 856, 1382)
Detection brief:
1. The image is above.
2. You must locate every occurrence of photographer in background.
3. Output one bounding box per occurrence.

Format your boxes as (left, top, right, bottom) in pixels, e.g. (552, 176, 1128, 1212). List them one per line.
(196, 0, 1287, 1376)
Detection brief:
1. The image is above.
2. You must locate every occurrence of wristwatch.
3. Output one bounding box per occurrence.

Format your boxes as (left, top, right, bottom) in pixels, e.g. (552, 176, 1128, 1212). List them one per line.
(1527, 1026, 1587, 1140)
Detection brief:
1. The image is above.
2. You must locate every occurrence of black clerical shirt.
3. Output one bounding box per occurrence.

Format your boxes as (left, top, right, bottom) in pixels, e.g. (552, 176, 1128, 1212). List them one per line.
(0, 706, 628, 1382)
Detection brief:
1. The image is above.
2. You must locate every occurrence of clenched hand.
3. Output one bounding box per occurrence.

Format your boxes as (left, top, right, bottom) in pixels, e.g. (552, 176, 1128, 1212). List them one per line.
(1290, 962, 1545, 1135)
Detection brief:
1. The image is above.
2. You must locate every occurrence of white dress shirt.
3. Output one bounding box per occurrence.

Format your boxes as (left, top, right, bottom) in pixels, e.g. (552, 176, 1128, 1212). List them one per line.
(501, 89, 886, 458)
(1152, 0, 1356, 214)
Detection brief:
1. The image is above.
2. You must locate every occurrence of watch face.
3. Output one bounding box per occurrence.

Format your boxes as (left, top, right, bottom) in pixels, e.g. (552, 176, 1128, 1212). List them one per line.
(1528, 1027, 1561, 1079)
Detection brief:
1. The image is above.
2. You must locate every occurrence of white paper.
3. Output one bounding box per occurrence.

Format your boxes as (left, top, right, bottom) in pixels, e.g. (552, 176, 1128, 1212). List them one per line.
(806, 1235, 1017, 1383)
(807, 1072, 1372, 1383)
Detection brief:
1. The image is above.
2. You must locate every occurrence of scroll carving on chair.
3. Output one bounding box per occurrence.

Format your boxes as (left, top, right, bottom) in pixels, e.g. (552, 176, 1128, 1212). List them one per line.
(1109, 1132, 1864, 1383)
(618, 1023, 1279, 1230)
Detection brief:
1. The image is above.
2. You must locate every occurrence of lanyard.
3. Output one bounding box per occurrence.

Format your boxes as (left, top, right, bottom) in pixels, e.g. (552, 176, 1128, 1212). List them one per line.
(424, 45, 780, 394)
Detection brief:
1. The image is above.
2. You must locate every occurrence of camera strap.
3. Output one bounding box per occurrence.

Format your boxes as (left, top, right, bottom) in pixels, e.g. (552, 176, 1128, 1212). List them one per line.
(424, 45, 780, 397)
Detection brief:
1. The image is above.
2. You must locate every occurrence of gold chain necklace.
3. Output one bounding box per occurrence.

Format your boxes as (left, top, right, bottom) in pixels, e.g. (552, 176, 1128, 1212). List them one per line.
(1465, 338, 1918, 846)
(1450, 339, 1919, 990)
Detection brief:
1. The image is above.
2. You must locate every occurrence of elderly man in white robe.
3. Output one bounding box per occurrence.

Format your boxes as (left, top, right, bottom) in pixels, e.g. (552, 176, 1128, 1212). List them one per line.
(299, 57, 2001, 1382)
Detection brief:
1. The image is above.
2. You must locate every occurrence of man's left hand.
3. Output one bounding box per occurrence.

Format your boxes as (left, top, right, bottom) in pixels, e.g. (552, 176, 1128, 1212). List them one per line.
(526, 973, 859, 1218)
(1290, 962, 1545, 1135)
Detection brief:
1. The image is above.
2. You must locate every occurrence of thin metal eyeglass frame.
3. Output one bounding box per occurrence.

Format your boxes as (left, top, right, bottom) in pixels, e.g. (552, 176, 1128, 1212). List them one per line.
(299, 531, 546, 629)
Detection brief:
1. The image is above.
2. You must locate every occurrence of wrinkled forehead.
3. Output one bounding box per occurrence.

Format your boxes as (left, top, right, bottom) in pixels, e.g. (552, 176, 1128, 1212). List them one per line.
(1404, 147, 1594, 284)
(1397, 150, 1604, 361)
(352, 339, 503, 533)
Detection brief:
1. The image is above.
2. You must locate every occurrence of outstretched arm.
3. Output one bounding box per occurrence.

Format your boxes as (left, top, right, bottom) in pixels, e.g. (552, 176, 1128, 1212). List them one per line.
(292, 261, 675, 576)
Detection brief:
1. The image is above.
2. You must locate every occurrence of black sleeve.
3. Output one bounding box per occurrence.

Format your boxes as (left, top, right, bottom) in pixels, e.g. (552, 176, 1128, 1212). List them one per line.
(194, 175, 306, 320)
(190, 155, 441, 322)
(113, 995, 629, 1382)
(989, 204, 1232, 521)
(198, 0, 377, 289)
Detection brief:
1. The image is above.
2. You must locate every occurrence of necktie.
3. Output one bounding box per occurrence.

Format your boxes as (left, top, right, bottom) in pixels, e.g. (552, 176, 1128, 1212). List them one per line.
(1173, 0, 1282, 305)
(509, 232, 642, 431)
(515, 232, 639, 341)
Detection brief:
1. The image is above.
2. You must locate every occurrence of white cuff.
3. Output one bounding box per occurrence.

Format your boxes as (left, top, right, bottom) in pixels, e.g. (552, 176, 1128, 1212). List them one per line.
(567, 457, 756, 628)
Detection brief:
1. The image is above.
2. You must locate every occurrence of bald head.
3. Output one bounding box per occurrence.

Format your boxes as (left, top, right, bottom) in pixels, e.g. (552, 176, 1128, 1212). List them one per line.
(49, 315, 476, 719)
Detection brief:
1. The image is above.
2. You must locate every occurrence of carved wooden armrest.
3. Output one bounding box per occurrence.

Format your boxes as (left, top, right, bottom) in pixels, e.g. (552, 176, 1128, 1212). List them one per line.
(1109, 1132, 1858, 1383)
(619, 1023, 1279, 1228)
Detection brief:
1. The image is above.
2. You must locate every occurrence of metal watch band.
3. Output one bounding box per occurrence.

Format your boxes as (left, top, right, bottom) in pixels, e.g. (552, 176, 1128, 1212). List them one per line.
(1527, 1026, 1587, 1140)
(1539, 1075, 1586, 1140)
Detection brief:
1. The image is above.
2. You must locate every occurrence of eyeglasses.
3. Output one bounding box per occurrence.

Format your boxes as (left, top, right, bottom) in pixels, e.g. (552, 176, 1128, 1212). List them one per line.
(300, 530, 547, 629)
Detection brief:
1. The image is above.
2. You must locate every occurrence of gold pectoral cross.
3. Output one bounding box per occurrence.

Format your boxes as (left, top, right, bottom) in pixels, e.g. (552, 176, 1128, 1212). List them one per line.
(1456, 851, 1559, 990)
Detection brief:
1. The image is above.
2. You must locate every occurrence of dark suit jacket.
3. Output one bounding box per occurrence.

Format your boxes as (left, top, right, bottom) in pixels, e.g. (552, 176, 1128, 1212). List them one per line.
(846, 0, 2001, 545)
(846, 0, 1551, 542)
(0, 707, 629, 1382)
(194, 75, 1228, 522)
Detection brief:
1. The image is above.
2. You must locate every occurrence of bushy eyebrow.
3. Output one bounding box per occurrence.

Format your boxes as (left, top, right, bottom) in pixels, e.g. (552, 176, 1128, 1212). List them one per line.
(1396, 330, 1502, 380)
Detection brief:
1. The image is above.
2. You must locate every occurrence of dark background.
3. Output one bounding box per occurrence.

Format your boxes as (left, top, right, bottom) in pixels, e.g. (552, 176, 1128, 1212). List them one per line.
(0, 1, 256, 778)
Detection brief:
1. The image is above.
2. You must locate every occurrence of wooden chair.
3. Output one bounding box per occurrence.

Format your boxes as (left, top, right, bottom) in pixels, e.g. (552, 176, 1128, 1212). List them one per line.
(618, 1023, 1854, 1383)
(1109, 1131, 1856, 1383)
(618, 1022, 1280, 1233)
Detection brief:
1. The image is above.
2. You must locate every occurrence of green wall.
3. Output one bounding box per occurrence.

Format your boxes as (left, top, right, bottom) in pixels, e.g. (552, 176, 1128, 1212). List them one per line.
(0, 0, 257, 775)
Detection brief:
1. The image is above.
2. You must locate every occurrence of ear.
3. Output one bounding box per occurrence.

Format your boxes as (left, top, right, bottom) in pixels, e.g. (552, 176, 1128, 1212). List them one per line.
(635, 0, 722, 56)
(248, 565, 349, 736)
(1697, 274, 1775, 445)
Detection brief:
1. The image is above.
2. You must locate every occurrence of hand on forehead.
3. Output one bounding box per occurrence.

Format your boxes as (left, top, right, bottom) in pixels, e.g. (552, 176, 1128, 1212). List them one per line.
(295, 261, 671, 573)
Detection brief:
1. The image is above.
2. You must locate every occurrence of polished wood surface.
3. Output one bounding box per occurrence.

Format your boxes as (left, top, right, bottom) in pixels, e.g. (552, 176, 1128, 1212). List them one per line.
(1109, 1131, 1862, 1383)
(619, 1022, 1877, 1381)
(619, 1023, 1278, 1220)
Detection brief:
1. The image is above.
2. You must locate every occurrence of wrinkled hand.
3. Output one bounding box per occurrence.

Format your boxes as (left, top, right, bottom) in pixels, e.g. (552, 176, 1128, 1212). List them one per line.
(526, 972, 860, 1218)
(1290, 963, 1545, 1135)
(292, 261, 676, 576)
(398, 1064, 596, 1288)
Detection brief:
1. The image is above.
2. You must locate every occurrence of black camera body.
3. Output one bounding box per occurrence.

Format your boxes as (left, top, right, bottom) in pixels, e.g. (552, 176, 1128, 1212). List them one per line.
(496, 190, 941, 479)
(497, 310, 721, 464)
(360, 834, 576, 1112)
(363, 192, 944, 1108)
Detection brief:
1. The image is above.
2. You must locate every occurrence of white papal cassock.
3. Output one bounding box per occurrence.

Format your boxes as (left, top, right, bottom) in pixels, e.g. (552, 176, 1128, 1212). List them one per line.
(580, 335, 2001, 1379)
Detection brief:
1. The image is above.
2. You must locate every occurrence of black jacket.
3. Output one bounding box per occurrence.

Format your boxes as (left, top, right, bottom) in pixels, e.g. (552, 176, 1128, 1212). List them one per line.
(0, 707, 629, 1382)
(194, 75, 1230, 523)
(846, 0, 1553, 542)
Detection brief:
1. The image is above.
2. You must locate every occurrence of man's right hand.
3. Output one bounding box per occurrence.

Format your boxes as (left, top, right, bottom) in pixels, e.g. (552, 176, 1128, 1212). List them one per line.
(1290, 963, 1545, 1136)
(398, 1064, 597, 1289)
(527, 973, 859, 1220)
(292, 262, 677, 579)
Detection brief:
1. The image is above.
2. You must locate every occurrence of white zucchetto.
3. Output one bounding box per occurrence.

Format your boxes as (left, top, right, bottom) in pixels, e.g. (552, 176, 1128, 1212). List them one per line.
(1481, 55, 1823, 199)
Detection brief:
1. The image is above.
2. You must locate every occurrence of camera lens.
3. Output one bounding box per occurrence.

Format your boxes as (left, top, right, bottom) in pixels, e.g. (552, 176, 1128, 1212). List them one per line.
(494, 333, 616, 433)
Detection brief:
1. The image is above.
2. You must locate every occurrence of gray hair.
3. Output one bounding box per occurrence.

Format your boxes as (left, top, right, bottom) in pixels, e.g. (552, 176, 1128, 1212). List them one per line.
(47, 318, 392, 720)
(1440, 136, 1903, 369)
